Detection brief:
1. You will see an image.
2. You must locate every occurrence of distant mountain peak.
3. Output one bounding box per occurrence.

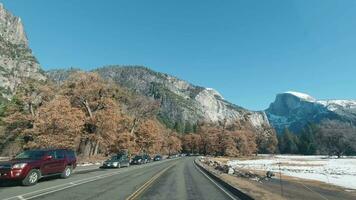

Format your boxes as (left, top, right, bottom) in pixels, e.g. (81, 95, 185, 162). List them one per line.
(284, 91, 316, 102)
(266, 91, 356, 133)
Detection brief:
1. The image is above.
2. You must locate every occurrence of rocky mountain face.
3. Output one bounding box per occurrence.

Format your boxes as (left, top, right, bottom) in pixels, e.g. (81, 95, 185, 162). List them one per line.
(47, 66, 272, 133)
(95, 66, 271, 129)
(0, 3, 45, 99)
(266, 91, 356, 134)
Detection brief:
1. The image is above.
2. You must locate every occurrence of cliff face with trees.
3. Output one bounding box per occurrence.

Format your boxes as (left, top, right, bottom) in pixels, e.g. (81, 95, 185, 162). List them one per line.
(1, 71, 276, 158)
(47, 66, 274, 138)
(0, 72, 183, 157)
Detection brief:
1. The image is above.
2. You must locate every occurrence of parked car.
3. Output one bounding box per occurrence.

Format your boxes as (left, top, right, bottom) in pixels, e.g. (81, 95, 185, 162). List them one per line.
(0, 149, 77, 186)
(131, 155, 144, 165)
(131, 155, 151, 165)
(143, 155, 152, 163)
(153, 155, 162, 161)
(101, 154, 130, 168)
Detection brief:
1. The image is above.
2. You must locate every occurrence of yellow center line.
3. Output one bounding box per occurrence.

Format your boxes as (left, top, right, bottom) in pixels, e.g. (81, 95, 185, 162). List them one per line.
(126, 162, 177, 200)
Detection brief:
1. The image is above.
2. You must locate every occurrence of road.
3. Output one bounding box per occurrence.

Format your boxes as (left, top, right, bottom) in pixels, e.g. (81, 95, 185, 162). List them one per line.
(0, 157, 237, 200)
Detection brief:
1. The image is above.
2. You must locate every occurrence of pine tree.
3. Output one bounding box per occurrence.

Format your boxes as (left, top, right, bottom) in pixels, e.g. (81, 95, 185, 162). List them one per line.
(298, 123, 317, 155)
(279, 128, 299, 154)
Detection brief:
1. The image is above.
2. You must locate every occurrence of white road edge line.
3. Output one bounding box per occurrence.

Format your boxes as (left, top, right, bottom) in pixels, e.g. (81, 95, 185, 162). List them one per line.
(194, 162, 238, 200)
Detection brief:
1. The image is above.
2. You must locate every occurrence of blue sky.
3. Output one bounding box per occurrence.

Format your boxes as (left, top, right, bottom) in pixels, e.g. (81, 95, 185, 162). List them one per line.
(2, 0, 356, 110)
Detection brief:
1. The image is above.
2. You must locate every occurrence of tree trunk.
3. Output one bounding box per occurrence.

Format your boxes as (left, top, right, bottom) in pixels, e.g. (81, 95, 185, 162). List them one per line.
(93, 141, 99, 155)
(130, 118, 139, 134)
(29, 102, 35, 117)
(82, 100, 93, 118)
(79, 138, 92, 158)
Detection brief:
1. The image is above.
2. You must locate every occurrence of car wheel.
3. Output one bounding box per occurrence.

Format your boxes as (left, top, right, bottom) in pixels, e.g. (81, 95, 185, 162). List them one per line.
(22, 169, 40, 186)
(61, 166, 72, 179)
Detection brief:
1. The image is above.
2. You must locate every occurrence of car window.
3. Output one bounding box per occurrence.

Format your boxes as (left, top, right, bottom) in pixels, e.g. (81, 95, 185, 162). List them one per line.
(15, 151, 45, 160)
(66, 150, 76, 159)
(56, 150, 65, 159)
(110, 156, 118, 160)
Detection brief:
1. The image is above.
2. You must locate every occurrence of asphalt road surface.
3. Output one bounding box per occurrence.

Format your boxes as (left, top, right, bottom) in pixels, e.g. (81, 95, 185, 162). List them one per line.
(0, 157, 237, 200)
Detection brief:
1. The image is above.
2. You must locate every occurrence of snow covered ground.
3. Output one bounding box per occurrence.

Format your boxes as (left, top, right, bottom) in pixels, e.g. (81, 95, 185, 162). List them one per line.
(77, 162, 102, 167)
(0, 157, 9, 161)
(227, 155, 356, 190)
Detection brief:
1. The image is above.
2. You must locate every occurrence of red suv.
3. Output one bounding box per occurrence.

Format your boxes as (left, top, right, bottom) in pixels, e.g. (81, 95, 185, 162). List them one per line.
(0, 149, 77, 186)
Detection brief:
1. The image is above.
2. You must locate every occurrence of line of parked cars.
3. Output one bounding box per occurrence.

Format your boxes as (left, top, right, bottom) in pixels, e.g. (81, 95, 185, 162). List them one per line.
(0, 148, 166, 186)
(102, 154, 163, 168)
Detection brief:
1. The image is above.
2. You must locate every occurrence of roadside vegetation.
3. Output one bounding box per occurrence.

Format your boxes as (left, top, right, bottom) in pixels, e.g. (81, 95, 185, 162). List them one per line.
(278, 121, 356, 157)
(0, 72, 182, 158)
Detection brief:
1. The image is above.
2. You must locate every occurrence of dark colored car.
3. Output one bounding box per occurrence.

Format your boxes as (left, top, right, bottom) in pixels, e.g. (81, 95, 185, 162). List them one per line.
(153, 155, 162, 161)
(131, 155, 151, 165)
(0, 149, 77, 186)
(143, 155, 152, 163)
(101, 154, 130, 168)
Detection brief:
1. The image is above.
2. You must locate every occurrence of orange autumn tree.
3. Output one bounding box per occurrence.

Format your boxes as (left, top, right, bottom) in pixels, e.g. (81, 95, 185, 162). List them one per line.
(87, 98, 127, 155)
(61, 72, 126, 157)
(3, 80, 56, 154)
(135, 119, 168, 154)
(165, 133, 182, 156)
(25, 95, 85, 149)
(4, 80, 55, 136)
(182, 133, 202, 154)
(113, 131, 137, 155)
(127, 96, 160, 135)
(14, 79, 55, 118)
(193, 120, 258, 156)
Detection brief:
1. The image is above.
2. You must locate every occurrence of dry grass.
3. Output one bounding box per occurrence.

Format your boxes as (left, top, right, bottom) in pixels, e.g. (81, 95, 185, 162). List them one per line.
(0, 157, 10, 161)
(220, 174, 285, 200)
(211, 155, 263, 164)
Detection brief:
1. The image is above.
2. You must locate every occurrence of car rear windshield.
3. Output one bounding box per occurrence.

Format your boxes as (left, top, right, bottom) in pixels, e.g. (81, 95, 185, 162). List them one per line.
(66, 150, 76, 159)
(15, 150, 45, 160)
(109, 155, 120, 160)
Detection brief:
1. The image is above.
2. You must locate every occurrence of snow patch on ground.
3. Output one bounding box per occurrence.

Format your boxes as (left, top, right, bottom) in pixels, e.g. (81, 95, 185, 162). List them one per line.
(77, 162, 102, 167)
(227, 155, 356, 190)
